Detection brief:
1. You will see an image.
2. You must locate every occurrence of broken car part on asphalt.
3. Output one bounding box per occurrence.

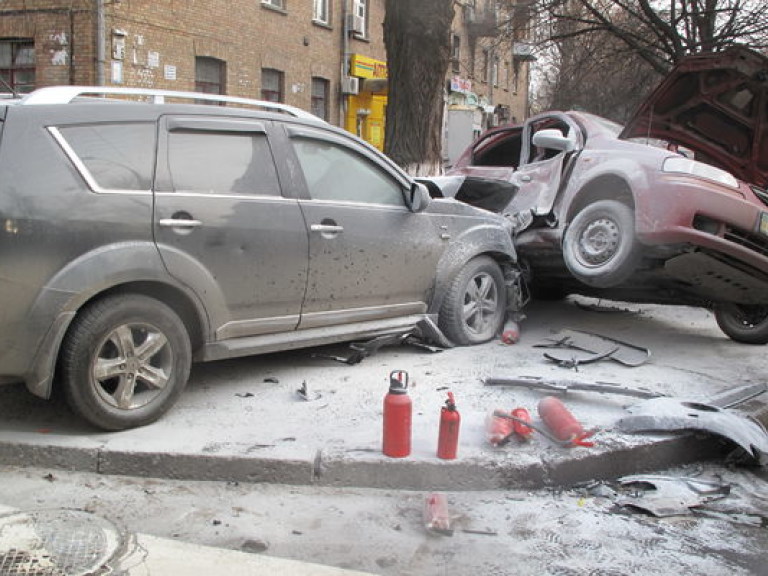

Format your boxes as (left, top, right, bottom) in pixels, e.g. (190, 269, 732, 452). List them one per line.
(535, 329, 650, 367)
(312, 329, 445, 365)
(616, 397, 768, 466)
(616, 474, 731, 517)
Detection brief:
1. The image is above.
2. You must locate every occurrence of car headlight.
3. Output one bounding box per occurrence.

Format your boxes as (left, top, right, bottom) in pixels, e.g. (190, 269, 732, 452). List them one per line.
(662, 156, 739, 189)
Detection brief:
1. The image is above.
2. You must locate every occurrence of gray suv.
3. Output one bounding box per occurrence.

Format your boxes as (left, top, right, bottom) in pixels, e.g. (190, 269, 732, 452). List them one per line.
(0, 86, 523, 430)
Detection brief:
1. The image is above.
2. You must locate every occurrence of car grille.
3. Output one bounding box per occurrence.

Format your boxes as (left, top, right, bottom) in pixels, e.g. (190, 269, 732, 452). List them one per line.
(725, 226, 768, 258)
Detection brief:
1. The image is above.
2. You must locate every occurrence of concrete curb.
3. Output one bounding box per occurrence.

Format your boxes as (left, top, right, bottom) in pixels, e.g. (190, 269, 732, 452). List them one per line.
(0, 431, 737, 491)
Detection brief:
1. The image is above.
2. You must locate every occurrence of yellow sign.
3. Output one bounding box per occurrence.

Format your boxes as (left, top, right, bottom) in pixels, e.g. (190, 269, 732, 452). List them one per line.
(350, 54, 388, 79)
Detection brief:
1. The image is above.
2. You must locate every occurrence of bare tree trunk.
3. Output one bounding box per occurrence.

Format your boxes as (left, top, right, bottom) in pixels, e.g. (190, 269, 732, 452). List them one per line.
(383, 0, 454, 176)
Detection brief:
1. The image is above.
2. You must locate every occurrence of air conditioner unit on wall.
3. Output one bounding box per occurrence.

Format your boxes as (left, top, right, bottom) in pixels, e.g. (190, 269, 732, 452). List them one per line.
(342, 77, 360, 95)
(347, 13, 365, 34)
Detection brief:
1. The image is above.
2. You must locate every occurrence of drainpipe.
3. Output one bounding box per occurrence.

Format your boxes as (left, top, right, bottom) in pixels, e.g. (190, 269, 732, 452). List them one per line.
(339, 0, 349, 128)
(96, 0, 105, 85)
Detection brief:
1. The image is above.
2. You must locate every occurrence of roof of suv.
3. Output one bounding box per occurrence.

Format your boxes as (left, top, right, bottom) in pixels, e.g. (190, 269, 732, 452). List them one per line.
(6, 86, 323, 122)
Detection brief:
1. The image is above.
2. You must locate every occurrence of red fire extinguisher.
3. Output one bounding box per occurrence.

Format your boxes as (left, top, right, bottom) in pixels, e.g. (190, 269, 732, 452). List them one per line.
(383, 370, 412, 458)
(510, 407, 533, 440)
(538, 396, 595, 447)
(437, 392, 460, 460)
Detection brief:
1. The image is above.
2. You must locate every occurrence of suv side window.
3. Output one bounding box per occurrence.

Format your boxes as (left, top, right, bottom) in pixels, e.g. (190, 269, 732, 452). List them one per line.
(292, 137, 405, 206)
(56, 123, 155, 191)
(167, 131, 280, 195)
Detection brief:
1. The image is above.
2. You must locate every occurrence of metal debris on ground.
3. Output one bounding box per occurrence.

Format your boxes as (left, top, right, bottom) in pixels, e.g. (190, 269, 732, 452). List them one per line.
(616, 474, 731, 517)
(484, 375, 660, 400)
(312, 331, 444, 365)
(542, 346, 619, 369)
(535, 329, 650, 367)
(295, 381, 321, 402)
(616, 397, 768, 466)
(484, 377, 766, 409)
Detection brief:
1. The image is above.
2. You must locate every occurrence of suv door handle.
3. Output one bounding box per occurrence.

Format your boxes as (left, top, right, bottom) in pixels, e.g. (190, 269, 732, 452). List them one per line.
(159, 218, 203, 228)
(310, 224, 344, 233)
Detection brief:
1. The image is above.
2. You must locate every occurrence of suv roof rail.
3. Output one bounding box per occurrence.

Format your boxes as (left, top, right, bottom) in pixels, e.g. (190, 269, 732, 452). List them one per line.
(19, 85, 322, 121)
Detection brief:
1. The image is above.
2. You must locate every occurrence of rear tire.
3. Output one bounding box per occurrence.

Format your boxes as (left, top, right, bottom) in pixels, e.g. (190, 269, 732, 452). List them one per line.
(714, 304, 768, 345)
(439, 256, 507, 345)
(60, 294, 192, 430)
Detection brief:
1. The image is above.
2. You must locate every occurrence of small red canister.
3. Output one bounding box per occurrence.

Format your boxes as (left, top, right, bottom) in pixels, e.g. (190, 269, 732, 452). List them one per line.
(437, 392, 460, 459)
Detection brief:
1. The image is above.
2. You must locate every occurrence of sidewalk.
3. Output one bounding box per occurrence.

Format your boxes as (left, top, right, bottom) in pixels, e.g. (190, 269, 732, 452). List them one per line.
(1, 298, 765, 491)
(0, 504, 374, 575)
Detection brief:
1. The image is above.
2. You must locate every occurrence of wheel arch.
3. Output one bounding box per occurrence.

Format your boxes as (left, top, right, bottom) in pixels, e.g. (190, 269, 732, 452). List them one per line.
(566, 174, 635, 224)
(23, 243, 210, 400)
(428, 224, 517, 316)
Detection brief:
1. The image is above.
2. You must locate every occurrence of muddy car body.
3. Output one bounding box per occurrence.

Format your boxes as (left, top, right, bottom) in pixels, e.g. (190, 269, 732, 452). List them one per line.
(0, 86, 523, 430)
(448, 47, 768, 343)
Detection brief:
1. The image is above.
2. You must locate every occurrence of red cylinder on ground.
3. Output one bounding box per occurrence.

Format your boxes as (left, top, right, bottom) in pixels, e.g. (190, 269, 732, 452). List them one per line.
(511, 407, 533, 440)
(486, 409, 514, 446)
(437, 392, 460, 460)
(383, 370, 412, 458)
(538, 395, 592, 446)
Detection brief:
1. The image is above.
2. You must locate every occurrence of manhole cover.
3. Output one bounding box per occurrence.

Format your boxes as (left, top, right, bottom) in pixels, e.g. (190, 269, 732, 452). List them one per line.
(0, 509, 124, 576)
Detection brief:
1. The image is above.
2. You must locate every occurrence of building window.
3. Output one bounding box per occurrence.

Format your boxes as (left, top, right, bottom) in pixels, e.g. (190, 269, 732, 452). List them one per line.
(482, 49, 490, 83)
(351, 0, 367, 36)
(313, 0, 329, 24)
(261, 68, 284, 102)
(492, 56, 499, 87)
(261, 0, 285, 10)
(0, 39, 35, 94)
(195, 57, 225, 96)
(451, 35, 461, 74)
(311, 77, 329, 120)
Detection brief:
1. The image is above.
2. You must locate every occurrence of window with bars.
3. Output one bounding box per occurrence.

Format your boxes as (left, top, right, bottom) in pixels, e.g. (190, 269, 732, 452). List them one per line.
(261, 68, 284, 103)
(195, 57, 226, 97)
(0, 39, 35, 94)
(311, 77, 329, 120)
(451, 35, 461, 74)
(313, 0, 329, 24)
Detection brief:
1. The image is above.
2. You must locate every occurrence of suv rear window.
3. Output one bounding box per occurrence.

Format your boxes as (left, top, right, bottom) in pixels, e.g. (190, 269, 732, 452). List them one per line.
(56, 123, 155, 191)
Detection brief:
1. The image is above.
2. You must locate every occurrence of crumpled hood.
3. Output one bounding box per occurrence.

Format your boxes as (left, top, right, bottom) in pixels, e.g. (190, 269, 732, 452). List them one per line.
(417, 175, 518, 214)
(621, 47, 768, 189)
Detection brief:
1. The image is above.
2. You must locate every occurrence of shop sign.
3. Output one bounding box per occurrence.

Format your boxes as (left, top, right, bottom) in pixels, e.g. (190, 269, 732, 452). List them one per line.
(450, 76, 472, 94)
(350, 54, 388, 79)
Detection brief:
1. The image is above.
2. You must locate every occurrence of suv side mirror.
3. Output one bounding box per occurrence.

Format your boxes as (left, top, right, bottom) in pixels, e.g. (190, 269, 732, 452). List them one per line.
(409, 182, 431, 213)
(532, 129, 577, 153)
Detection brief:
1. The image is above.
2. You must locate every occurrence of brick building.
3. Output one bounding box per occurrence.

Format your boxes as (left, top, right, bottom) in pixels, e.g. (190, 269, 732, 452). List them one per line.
(0, 0, 530, 159)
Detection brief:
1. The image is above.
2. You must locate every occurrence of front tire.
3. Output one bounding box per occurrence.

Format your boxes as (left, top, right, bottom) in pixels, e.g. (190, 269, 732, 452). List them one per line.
(715, 304, 768, 345)
(439, 256, 507, 345)
(60, 294, 192, 430)
(563, 199, 641, 288)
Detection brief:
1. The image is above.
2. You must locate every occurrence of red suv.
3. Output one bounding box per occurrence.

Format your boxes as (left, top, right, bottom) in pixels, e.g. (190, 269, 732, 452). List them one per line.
(447, 47, 768, 344)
